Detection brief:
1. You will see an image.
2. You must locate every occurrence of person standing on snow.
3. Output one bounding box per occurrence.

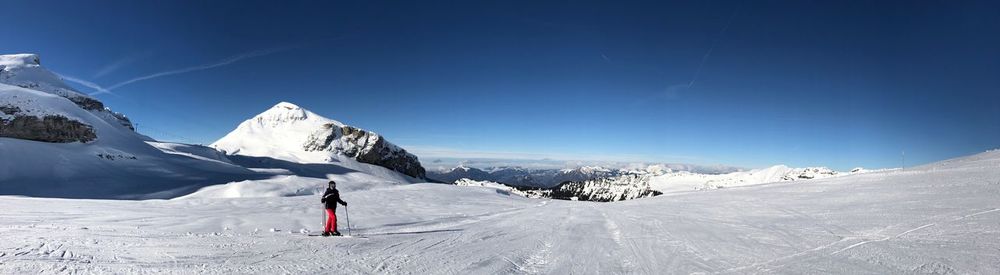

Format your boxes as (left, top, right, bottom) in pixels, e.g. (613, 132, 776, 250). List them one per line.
(321, 180, 348, 236)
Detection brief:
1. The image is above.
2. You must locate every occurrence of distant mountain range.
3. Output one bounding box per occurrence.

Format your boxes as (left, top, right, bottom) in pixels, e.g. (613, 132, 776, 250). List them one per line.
(445, 165, 877, 202)
(428, 163, 743, 188)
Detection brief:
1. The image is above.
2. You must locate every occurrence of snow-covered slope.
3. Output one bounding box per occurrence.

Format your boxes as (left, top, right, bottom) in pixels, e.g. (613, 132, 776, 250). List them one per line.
(0, 54, 262, 199)
(211, 102, 426, 181)
(2, 150, 999, 273)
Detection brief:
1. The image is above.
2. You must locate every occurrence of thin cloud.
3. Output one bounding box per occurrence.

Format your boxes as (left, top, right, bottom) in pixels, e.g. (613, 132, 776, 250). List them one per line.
(687, 7, 739, 89)
(93, 51, 153, 78)
(90, 46, 296, 95)
(600, 53, 611, 63)
(58, 74, 113, 95)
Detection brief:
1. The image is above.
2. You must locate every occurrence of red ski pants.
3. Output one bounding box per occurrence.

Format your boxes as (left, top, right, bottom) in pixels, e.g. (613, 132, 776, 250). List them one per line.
(325, 209, 338, 233)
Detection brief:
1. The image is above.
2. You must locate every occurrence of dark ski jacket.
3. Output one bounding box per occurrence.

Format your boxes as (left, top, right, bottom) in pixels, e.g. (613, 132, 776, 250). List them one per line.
(321, 188, 347, 210)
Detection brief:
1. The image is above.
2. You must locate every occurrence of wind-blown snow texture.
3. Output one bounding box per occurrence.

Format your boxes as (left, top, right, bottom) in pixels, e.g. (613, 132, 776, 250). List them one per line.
(2, 150, 999, 273)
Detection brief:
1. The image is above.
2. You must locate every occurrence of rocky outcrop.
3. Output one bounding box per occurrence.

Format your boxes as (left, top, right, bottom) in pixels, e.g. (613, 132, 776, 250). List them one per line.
(304, 123, 426, 179)
(0, 105, 96, 143)
(788, 167, 837, 180)
(68, 96, 105, 111)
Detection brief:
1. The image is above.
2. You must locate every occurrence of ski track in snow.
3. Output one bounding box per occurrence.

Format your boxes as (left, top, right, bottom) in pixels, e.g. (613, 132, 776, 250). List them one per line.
(2, 151, 1000, 274)
(831, 207, 1000, 256)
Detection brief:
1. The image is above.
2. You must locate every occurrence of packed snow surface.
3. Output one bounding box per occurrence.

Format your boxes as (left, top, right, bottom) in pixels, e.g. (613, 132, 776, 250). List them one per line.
(2, 150, 999, 273)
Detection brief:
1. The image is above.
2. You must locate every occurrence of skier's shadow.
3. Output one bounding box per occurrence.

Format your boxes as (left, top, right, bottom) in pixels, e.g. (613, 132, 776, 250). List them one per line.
(367, 229, 464, 236)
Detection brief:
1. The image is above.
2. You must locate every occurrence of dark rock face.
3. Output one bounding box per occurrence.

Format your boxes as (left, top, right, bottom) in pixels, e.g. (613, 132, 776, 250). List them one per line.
(0, 105, 20, 115)
(68, 96, 105, 111)
(339, 125, 426, 179)
(0, 107, 96, 143)
(110, 111, 135, 131)
(303, 124, 426, 179)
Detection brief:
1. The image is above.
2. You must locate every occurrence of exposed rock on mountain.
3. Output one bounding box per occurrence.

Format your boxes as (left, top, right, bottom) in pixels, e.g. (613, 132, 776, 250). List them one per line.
(303, 124, 425, 179)
(0, 109, 96, 143)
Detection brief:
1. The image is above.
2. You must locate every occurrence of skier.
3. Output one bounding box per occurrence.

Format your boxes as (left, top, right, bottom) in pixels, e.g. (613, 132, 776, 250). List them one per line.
(320, 180, 348, 236)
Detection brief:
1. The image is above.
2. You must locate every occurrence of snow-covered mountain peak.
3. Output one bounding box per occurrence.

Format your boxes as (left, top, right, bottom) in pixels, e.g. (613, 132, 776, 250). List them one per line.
(273, 101, 300, 109)
(247, 102, 343, 128)
(213, 102, 426, 179)
(0, 53, 89, 102)
(0, 53, 42, 66)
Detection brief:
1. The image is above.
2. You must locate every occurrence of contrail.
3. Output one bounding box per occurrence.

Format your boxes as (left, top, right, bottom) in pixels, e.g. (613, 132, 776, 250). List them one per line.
(58, 74, 113, 95)
(91, 46, 295, 95)
(93, 51, 152, 78)
(688, 8, 739, 89)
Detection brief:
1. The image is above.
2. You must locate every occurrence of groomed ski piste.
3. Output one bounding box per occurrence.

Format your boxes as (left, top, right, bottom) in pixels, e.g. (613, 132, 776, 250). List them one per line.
(2, 150, 999, 274)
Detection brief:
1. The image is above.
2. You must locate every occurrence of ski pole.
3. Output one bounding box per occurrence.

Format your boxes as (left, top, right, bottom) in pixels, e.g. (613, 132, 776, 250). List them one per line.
(345, 205, 352, 236)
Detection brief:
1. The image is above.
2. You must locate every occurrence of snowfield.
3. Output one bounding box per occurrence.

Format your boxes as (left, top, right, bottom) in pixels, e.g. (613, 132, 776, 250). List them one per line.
(2, 150, 999, 274)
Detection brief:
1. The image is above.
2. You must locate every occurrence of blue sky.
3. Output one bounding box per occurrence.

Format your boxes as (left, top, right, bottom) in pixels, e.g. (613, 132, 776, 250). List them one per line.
(2, 1, 998, 170)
